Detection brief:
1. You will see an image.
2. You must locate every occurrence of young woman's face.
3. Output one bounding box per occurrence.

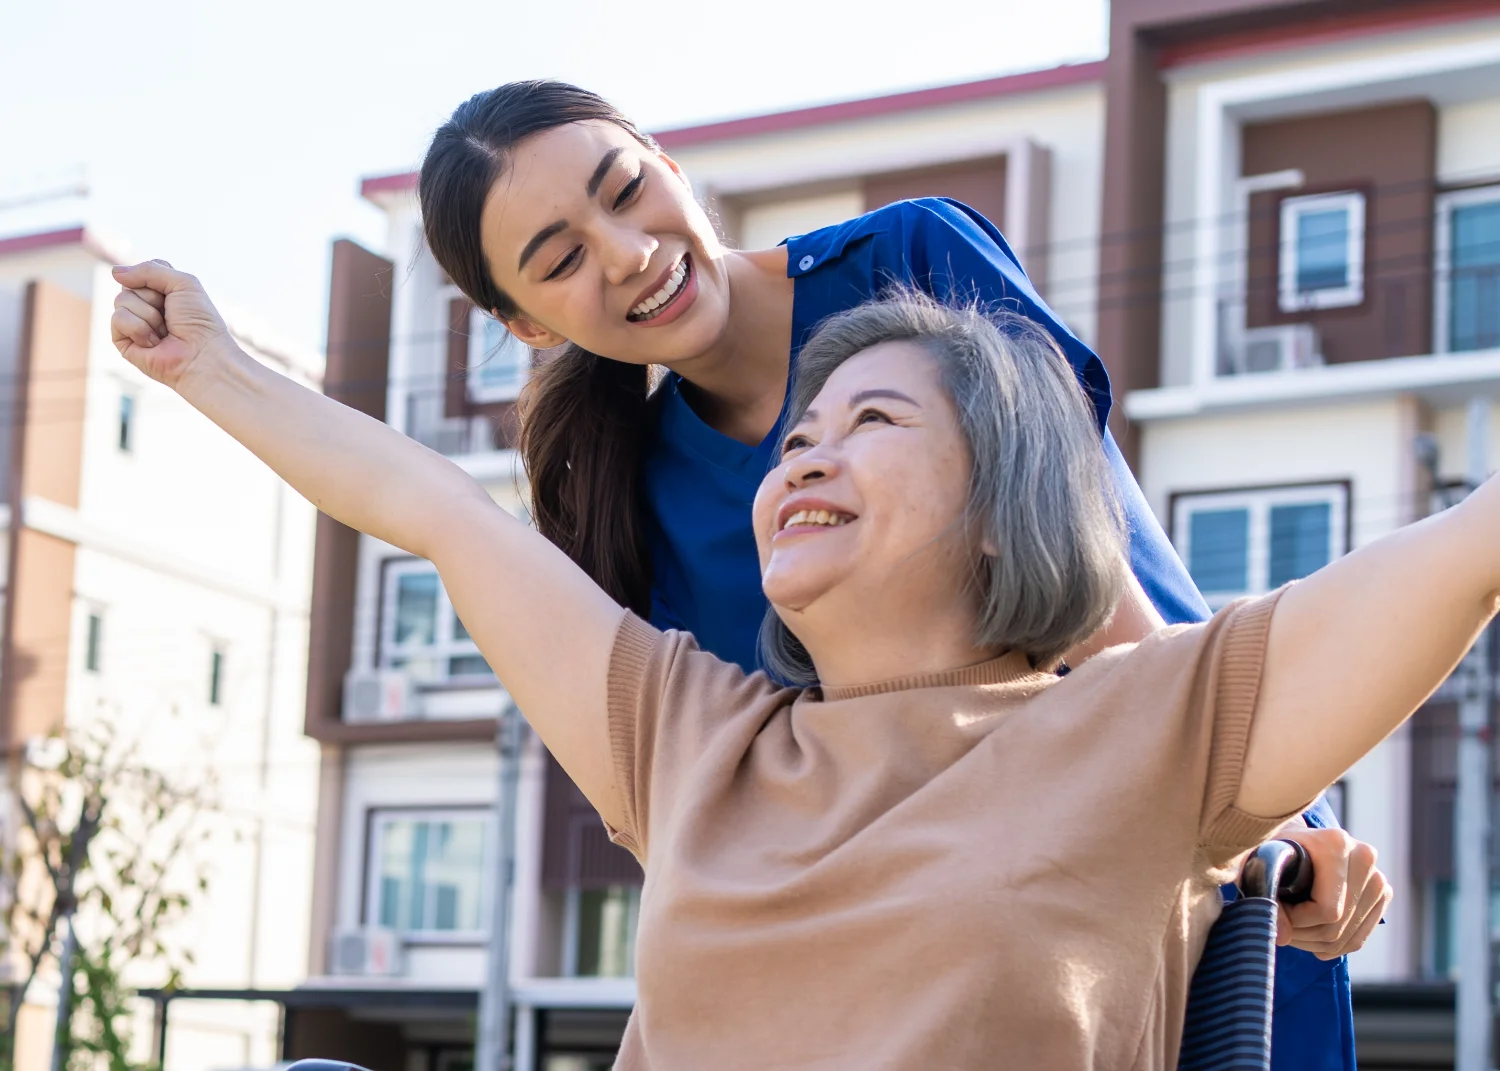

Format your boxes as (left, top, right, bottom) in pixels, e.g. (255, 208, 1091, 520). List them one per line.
(479, 120, 730, 365)
(752, 341, 976, 622)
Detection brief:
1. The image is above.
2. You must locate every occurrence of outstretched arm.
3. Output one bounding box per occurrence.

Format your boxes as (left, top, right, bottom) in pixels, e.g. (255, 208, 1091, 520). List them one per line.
(1237, 473, 1500, 817)
(111, 262, 628, 824)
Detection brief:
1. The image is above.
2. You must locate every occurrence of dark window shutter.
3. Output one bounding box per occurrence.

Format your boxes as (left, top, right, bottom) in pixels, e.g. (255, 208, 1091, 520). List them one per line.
(541, 750, 642, 889)
(446, 297, 474, 420)
(1411, 701, 1458, 882)
(308, 240, 393, 736)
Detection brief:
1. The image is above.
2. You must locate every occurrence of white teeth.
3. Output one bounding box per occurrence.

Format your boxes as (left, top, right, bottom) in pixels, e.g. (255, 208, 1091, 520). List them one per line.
(630, 257, 689, 320)
(782, 509, 851, 531)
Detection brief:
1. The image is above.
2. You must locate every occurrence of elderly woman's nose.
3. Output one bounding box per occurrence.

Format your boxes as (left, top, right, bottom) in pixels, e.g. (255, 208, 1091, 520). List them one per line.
(599, 223, 657, 285)
(785, 451, 840, 488)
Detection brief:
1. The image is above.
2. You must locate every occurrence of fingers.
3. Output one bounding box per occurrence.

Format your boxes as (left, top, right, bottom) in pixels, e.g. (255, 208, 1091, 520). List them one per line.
(1279, 833, 1390, 959)
(111, 259, 197, 294)
(111, 306, 160, 352)
(114, 289, 166, 339)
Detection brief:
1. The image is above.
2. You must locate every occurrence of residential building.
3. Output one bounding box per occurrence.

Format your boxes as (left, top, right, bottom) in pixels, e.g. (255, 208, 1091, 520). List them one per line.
(1101, 0, 1500, 1063)
(0, 226, 322, 1071)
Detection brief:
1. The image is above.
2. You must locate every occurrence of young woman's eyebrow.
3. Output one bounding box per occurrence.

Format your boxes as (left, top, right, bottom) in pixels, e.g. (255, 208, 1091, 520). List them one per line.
(516, 148, 627, 271)
(518, 221, 566, 271)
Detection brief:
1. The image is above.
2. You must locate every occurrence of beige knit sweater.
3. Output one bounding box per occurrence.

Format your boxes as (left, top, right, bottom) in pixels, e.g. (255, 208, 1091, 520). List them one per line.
(600, 591, 1303, 1070)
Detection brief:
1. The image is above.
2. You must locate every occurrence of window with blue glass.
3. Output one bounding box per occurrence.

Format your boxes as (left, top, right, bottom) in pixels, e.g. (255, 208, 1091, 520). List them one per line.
(1437, 186, 1500, 354)
(379, 558, 494, 682)
(368, 810, 489, 939)
(1172, 482, 1349, 608)
(1279, 191, 1365, 313)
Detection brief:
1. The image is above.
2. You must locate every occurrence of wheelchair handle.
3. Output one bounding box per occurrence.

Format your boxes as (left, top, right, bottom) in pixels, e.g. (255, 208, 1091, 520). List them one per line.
(1238, 838, 1314, 904)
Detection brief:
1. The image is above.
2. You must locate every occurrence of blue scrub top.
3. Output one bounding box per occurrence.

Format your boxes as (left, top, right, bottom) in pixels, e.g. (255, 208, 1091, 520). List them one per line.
(640, 197, 1354, 1071)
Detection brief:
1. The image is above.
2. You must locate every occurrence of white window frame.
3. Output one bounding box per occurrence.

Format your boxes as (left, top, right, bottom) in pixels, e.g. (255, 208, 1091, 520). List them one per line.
(466, 307, 529, 404)
(1278, 191, 1365, 313)
(378, 558, 492, 682)
(365, 807, 492, 944)
(1172, 482, 1350, 609)
(1433, 184, 1500, 354)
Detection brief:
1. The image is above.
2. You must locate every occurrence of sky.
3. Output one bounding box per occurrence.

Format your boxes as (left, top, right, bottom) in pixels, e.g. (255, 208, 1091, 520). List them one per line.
(2, 0, 1108, 356)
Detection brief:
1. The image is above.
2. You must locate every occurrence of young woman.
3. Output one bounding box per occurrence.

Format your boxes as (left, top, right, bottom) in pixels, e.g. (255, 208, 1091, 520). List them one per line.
(416, 82, 1379, 1069)
(111, 278, 1474, 1070)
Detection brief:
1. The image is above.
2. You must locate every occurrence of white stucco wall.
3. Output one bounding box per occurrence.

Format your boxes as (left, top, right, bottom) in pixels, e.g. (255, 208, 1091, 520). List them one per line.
(667, 80, 1106, 346)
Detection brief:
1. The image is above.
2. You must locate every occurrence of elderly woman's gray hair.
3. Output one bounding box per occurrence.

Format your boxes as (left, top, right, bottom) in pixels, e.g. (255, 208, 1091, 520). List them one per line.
(759, 292, 1128, 685)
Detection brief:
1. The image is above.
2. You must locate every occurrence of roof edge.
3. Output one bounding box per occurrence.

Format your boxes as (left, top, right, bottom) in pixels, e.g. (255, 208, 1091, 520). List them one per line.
(653, 61, 1105, 149)
(357, 60, 1107, 199)
(0, 226, 125, 264)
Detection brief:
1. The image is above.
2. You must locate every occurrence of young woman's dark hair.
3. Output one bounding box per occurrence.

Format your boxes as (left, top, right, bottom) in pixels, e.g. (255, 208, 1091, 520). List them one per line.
(419, 81, 662, 614)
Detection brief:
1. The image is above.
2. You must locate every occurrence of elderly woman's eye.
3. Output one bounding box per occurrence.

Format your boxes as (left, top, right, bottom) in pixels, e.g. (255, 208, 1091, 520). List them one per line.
(855, 408, 892, 426)
(781, 433, 813, 456)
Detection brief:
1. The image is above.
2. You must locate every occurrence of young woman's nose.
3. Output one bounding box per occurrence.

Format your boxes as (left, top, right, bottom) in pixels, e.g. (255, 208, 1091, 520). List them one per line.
(598, 222, 658, 286)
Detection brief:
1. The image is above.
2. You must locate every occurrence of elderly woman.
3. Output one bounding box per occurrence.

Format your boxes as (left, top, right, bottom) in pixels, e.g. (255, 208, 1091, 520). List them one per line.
(111, 269, 1474, 1070)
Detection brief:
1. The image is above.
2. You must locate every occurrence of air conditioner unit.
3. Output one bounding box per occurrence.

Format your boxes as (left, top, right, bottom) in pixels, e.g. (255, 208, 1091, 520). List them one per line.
(329, 927, 403, 977)
(1229, 324, 1323, 375)
(342, 668, 417, 724)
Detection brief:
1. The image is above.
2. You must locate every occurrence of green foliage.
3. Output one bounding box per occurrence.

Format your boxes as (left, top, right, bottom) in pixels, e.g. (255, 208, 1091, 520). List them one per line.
(0, 722, 212, 1071)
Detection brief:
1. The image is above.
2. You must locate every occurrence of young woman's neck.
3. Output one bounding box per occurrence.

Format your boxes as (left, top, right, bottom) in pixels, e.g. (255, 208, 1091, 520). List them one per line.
(665, 247, 794, 447)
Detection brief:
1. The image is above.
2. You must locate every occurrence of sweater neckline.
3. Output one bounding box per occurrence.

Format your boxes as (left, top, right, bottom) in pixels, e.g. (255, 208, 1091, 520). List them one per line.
(818, 650, 1044, 701)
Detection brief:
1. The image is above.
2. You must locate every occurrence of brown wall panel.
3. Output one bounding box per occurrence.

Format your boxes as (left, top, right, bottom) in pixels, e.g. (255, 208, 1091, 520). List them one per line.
(1242, 101, 1435, 364)
(0, 281, 89, 754)
(305, 239, 392, 741)
(19, 282, 88, 508)
(863, 155, 1008, 232)
(5, 530, 77, 744)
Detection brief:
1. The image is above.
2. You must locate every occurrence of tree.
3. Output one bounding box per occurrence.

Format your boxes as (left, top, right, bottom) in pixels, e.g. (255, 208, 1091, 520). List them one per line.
(0, 722, 213, 1071)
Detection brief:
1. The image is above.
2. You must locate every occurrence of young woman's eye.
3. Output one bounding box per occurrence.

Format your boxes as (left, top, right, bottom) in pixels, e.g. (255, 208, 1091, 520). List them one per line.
(613, 173, 645, 210)
(543, 247, 582, 281)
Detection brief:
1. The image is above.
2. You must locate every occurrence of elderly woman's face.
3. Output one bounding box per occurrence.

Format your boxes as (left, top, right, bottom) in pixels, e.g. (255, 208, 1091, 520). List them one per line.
(752, 341, 974, 619)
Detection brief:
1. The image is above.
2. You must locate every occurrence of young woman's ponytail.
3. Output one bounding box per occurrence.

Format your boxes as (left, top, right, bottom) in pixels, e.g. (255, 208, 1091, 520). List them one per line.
(418, 80, 664, 612)
(518, 346, 655, 614)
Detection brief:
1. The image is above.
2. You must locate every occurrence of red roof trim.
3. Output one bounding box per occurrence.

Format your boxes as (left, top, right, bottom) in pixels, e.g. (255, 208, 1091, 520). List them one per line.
(0, 226, 88, 259)
(1157, 0, 1499, 69)
(653, 61, 1104, 149)
(361, 171, 419, 199)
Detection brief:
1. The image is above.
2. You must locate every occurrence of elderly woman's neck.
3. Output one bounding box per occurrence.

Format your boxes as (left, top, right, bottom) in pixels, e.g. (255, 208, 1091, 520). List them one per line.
(801, 613, 1003, 691)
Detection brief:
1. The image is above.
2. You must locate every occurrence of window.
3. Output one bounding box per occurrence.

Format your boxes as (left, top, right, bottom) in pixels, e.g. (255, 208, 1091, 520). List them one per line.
(1171, 482, 1349, 608)
(563, 884, 640, 978)
(208, 647, 225, 706)
(379, 559, 493, 682)
(467, 308, 529, 404)
(367, 810, 489, 939)
(1435, 186, 1500, 354)
(1278, 191, 1365, 312)
(117, 393, 135, 453)
(84, 612, 102, 673)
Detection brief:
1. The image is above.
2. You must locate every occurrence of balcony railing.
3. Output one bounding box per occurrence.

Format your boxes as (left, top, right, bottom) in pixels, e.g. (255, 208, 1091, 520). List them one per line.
(404, 386, 500, 457)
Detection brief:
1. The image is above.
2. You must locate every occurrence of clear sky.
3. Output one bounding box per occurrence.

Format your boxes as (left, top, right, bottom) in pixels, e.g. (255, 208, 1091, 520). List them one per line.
(2, 0, 1107, 356)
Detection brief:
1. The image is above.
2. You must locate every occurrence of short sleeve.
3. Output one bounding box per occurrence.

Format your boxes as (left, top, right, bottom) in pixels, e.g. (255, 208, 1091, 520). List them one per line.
(605, 614, 788, 861)
(1194, 589, 1315, 860)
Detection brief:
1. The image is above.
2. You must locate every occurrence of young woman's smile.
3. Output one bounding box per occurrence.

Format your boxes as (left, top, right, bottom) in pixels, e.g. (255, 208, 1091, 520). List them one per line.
(477, 120, 728, 365)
